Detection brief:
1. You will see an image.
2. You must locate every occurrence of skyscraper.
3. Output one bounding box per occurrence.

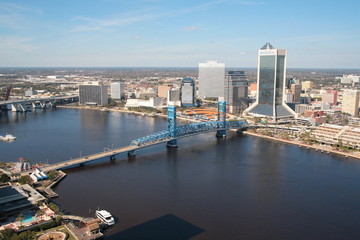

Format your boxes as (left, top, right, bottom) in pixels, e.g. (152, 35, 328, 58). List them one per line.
(181, 78, 195, 107)
(244, 43, 296, 120)
(111, 82, 125, 100)
(198, 60, 225, 99)
(224, 70, 248, 114)
(290, 84, 302, 103)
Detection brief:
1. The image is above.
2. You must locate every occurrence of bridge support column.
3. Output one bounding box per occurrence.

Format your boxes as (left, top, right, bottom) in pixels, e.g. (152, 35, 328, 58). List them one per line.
(167, 106, 178, 148)
(216, 101, 227, 138)
(128, 150, 136, 157)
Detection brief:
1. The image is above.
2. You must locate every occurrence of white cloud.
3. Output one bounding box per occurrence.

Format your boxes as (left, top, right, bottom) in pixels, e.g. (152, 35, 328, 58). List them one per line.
(184, 26, 198, 31)
(69, 11, 158, 33)
(0, 36, 36, 52)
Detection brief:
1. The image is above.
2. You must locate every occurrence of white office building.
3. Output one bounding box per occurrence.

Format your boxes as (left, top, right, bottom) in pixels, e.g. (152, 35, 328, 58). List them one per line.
(342, 89, 360, 116)
(111, 82, 125, 99)
(198, 60, 225, 99)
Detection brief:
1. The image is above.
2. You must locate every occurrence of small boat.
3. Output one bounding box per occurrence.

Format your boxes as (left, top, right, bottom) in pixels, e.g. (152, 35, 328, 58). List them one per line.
(0, 134, 16, 141)
(100, 108, 109, 112)
(95, 210, 115, 225)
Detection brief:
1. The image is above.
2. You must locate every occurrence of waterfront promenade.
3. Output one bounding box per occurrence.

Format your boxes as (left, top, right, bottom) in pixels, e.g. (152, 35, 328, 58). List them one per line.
(243, 131, 360, 160)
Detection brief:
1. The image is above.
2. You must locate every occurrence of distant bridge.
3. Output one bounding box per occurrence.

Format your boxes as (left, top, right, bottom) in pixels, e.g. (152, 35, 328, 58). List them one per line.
(22, 101, 247, 174)
(0, 95, 79, 112)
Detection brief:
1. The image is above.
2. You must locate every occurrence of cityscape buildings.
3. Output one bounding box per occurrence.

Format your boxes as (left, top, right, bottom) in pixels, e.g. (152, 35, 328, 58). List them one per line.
(244, 43, 296, 120)
(342, 89, 360, 116)
(79, 82, 108, 106)
(290, 84, 302, 103)
(301, 81, 313, 91)
(181, 78, 195, 107)
(157, 84, 172, 98)
(224, 70, 248, 114)
(198, 61, 225, 99)
(110, 82, 125, 100)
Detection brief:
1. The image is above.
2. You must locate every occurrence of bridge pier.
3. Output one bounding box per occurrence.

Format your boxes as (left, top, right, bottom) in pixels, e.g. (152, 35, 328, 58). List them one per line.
(128, 150, 136, 157)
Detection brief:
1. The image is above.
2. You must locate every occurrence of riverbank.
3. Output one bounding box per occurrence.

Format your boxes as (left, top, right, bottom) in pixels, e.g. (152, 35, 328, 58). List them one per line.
(243, 131, 360, 160)
(56, 105, 198, 123)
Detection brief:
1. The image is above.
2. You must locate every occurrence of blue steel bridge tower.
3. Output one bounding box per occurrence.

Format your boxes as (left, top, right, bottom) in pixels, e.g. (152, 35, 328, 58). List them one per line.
(216, 101, 227, 138)
(167, 106, 178, 148)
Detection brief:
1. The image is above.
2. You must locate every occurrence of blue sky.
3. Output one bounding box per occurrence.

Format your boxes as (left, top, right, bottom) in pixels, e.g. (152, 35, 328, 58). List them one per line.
(0, 0, 359, 68)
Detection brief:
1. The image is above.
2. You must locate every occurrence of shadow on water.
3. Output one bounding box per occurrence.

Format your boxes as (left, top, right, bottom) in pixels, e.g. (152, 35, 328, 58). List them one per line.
(106, 214, 204, 240)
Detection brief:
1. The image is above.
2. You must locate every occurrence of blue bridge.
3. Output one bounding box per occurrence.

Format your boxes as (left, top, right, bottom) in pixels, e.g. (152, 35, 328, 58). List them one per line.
(129, 101, 247, 153)
(32, 101, 247, 173)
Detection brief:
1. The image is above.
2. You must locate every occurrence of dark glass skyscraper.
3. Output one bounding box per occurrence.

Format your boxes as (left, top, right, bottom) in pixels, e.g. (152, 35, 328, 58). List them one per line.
(224, 70, 248, 114)
(245, 43, 296, 120)
(181, 78, 195, 107)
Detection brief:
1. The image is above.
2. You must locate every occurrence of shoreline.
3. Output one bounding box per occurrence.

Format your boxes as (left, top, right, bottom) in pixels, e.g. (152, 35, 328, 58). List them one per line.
(56, 105, 198, 123)
(57, 105, 360, 160)
(242, 131, 360, 160)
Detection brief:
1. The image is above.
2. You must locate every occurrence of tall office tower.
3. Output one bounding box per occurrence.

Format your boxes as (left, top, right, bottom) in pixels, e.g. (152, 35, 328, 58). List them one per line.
(224, 70, 249, 114)
(290, 84, 302, 103)
(110, 82, 125, 100)
(198, 60, 225, 98)
(79, 82, 108, 106)
(301, 81, 313, 91)
(181, 78, 195, 107)
(342, 90, 360, 116)
(244, 43, 296, 121)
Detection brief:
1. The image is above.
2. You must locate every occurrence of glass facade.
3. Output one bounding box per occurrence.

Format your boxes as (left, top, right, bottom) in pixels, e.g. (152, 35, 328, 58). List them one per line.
(258, 55, 275, 105)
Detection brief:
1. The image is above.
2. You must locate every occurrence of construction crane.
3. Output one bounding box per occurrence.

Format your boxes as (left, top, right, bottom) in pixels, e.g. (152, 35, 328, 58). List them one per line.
(0, 85, 12, 101)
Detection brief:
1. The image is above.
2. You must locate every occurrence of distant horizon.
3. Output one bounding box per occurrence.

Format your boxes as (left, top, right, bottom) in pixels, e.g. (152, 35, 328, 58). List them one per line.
(1, 66, 360, 71)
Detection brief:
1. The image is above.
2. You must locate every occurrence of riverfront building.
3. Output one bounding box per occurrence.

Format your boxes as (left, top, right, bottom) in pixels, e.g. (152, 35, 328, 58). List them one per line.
(198, 60, 225, 99)
(79, 82, 108, 106)
(181, 78, 195, 107)
(110, 82, 125, 100)
(244, 43, 296, 121)
(224, 70, 248, 114)
(342, 89, 360, 116)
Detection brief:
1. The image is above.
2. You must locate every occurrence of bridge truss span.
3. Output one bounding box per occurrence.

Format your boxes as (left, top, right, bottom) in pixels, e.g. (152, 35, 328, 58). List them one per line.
(130, 120, 247, 147)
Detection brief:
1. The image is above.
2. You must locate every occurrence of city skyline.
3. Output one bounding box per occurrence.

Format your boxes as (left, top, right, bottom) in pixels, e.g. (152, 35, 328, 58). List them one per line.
(1, 0, 359, 68)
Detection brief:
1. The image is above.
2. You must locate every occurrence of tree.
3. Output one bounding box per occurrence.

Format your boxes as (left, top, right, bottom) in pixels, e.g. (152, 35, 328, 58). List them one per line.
(47, 171, 58, 181)
(16, 214, 24, 227)
(48, 202, 60, 214)
(36, 209, 46, 221)
(0, 174, 10, 183)
(18, 175, 32, 185)
(0, 229, 15, 240)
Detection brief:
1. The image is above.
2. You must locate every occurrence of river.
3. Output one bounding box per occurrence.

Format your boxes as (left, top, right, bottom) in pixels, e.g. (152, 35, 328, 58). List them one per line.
(1, 108, 360, 240)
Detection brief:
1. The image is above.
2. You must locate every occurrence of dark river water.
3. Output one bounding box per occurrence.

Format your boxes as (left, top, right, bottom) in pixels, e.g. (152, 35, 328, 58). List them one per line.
(1, 108, 360, 240)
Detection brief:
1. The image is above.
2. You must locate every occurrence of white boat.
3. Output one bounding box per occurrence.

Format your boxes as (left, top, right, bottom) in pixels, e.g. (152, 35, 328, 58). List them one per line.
(95, 210, 115, 225)
(0, 134, 16, 141)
